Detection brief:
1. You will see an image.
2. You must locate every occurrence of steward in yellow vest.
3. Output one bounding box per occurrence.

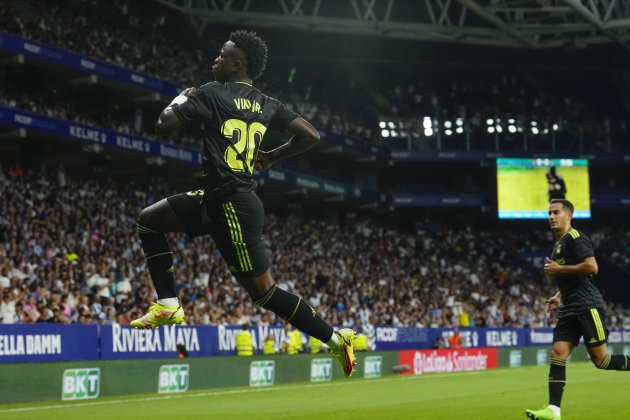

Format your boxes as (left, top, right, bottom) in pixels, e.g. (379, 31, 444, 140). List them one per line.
(236, 325, 255, 356)
(290, 330, 303, 353)
(263, 334, 276, 355)
(282, 326, 303, 355)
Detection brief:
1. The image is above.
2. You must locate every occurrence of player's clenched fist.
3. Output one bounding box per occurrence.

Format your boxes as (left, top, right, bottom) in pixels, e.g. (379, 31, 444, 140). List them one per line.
(544, 257, 561, 275)
(254, 150, 273, 171)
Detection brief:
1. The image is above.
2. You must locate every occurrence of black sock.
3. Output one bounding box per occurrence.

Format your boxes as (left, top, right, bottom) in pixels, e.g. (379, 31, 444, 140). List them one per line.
(255, 285, 334, 342)
(599, 354, 630, 370)
(548, 358, 566, 407)
(137, 223, 176, 299)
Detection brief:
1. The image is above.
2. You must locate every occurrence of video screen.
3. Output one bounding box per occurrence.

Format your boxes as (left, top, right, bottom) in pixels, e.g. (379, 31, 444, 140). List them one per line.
(496, 158, 591, 219)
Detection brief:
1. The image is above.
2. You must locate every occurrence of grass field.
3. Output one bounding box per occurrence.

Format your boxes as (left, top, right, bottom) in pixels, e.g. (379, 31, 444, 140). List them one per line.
(0, 362, 626, 419)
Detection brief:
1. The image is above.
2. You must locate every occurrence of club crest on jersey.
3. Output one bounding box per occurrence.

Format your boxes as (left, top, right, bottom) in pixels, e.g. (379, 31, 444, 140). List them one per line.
(556, 245, 562, 254)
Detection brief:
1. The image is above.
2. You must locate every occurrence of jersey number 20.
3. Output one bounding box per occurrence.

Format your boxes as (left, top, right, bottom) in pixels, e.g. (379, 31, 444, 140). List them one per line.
(222, 119, 267, 173)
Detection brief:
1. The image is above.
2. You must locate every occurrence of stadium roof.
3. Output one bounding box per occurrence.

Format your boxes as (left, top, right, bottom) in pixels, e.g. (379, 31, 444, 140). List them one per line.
(152, 0, 630, 50)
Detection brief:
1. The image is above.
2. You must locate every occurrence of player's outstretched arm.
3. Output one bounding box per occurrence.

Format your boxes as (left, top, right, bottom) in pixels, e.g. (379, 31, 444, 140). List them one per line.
(155, 87, 196, 137)
(254, 117, 319, 171)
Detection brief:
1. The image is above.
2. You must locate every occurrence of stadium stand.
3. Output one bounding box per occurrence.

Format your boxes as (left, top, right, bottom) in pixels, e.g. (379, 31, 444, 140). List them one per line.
(2, 0, 629, 152)
(0, 0, 206, 86)
(1, 168, 629, 329)
(4, 2, 630, 417)
(1, 0, 629, 333)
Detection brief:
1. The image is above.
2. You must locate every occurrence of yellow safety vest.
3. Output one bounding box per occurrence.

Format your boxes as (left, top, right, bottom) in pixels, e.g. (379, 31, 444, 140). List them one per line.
(263, 339, 275, 355)
(236, 331, 253, 356)
(290, 331, 303, 353)
(354, 334, 368, 351)
(283, 331, 301, 355)
(283, 340, 297, 355)
(310, 336, 322, 354)
(459, 312, 470, 327)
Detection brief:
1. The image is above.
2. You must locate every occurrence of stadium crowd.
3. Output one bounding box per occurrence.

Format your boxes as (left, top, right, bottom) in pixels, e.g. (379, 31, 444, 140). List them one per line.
(593, 228, 630, 275)
(0, 0, 205, 86)
(1, 0, 629, 335)
(0, 87, 368, 151)
(1, 168, 629, 330)
(1, 0, 627, 151)
(0, 90, 200, 149)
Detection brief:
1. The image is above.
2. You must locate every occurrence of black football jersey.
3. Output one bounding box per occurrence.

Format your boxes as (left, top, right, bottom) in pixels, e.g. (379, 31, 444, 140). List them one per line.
(551, 228, 605, 317)
(172, 81, 299, 193)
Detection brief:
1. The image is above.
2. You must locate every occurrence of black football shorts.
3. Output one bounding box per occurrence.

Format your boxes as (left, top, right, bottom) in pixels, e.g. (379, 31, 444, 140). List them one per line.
(553, 307, 609, 348)
(167, 190, 268, 277)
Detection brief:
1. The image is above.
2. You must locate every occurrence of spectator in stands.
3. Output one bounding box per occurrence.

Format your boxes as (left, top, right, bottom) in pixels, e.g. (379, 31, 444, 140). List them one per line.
(0, 291, 18, 323)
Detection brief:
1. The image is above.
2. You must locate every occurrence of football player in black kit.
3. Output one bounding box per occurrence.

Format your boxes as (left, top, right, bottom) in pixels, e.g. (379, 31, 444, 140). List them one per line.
(130, 30, 356, 376)
(546, 166, 567, 200)
(526, 199, 630, 420)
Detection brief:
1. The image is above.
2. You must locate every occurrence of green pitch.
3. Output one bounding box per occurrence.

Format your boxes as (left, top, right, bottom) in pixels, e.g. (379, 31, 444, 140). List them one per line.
(1, 362, 626, 419)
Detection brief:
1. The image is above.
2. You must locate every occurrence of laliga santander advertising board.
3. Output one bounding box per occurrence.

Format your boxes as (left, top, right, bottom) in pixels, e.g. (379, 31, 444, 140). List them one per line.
(399, 348, 498, 375)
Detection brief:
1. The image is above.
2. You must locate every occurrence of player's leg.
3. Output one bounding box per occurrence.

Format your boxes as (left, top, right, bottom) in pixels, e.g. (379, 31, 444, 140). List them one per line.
(548, 340, 573, 408)
(589, 343, 630, 370)
(526, 315, 578, 420)
(210, 192, 356, 376)
(136, 197, 186, 299)
(236, 271, 334, 340)
(131, 191, 205, 329)
(238, 270, 356, 376)
(583, 308, 630, 371)
(525, 341, 572, 420)
(209, 192, 335, 341)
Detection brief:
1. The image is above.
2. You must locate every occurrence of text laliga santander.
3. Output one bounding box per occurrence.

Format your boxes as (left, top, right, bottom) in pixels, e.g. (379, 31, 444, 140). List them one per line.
(398, 348, 498, 375)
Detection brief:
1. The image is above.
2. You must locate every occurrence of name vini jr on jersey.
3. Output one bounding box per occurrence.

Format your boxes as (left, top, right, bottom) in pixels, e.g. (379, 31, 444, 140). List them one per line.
(234, 98, 262, 113)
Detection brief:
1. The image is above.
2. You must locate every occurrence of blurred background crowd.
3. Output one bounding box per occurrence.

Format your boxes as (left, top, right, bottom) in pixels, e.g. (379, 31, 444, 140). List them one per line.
(1, 0, 629, 335)
(1, 168, 629, 330)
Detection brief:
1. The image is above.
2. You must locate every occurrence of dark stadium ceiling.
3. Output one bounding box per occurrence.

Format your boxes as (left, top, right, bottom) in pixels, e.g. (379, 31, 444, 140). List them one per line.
(152, 0, 630, 50)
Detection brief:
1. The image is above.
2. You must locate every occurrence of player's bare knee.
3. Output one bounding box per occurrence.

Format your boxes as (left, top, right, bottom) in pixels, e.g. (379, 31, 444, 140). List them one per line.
(137, 207, 152, 227)
(593, 353, 609, 368)
(550, 347, 566, 361)
(245, 285, 266, 302)
(238, 273, 274, 302)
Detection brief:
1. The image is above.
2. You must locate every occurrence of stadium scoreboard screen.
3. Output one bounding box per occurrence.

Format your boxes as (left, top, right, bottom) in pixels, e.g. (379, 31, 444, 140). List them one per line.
(496, 158, 591, 219)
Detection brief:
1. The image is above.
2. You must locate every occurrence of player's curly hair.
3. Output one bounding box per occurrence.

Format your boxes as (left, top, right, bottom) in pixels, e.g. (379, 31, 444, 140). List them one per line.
(229, 30, 268, 80)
